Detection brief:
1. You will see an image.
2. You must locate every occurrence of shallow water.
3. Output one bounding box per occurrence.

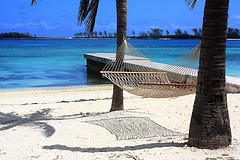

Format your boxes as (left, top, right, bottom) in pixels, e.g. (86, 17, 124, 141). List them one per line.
(0, 39, 239, 90)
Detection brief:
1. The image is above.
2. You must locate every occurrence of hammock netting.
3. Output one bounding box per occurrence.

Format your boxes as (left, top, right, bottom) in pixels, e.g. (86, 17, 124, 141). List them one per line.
(101, 40, 200, 98)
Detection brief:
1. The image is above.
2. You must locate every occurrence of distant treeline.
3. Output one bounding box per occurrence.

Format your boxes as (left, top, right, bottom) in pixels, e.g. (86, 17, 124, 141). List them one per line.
(74, 30, 116, 38)
(0, 32, 36, 39)
(138, 28, 202, 39)
(1, 28, 239, 39)
(227, 28, 240, 38)
(75, 27, 240, 39)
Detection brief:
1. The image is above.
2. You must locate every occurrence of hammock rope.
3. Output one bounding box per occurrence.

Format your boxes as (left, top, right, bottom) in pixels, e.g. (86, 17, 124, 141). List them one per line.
(101, 40, 200, 98)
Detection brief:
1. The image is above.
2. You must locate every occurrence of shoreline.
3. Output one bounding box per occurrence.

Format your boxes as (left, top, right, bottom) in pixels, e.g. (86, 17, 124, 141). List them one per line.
(1, 74, 240, 93)
(1, 37, 240, 40)
(0, 84, 112, 92)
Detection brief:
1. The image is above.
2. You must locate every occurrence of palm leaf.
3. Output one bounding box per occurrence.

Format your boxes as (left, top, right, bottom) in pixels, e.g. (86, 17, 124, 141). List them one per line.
(78, 0, 100, 36)
(31, 0, 42, 6)
(31, 0, 36, 6)
(31, 0, 43, 6)
(78, 0, 90, 24)
(185, 0, 198, 9)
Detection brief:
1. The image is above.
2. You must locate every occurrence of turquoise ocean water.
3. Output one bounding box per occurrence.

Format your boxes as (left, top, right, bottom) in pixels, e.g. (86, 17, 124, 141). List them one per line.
(0, 39, 239, 90)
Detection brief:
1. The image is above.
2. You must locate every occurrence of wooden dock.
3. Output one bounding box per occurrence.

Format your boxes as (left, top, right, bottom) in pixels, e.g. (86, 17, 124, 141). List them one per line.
(84, 53, 240, 93)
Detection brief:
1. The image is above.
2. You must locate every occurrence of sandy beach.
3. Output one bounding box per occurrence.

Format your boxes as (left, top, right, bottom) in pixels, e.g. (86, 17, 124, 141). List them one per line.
(0, 85, 239, 160)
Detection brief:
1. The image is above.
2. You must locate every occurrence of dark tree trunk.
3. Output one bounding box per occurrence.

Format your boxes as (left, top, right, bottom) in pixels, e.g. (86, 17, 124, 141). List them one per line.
(110, 0, 127, 111)
(188, 0, 231, 149)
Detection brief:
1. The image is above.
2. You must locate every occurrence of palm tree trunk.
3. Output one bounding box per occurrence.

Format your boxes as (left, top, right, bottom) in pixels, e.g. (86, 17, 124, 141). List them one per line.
(188, 0, 231, 149)
(110, 0, 127, 111)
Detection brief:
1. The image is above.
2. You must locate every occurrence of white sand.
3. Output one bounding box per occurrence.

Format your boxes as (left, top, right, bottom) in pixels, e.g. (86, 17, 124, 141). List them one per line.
(0, 85, 239, 160)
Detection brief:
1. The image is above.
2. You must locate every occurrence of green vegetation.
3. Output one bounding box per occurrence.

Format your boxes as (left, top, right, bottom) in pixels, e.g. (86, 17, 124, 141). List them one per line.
(74, 30, 116, 38)
(0, 32, 35, 39)
(1, 28, 239, 39)
(227, 28, 240, 38)
(75, 27, 240, 39)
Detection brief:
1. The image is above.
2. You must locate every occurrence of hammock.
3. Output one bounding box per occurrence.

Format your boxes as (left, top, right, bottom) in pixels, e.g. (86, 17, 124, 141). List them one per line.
(101, 40, 200, 98)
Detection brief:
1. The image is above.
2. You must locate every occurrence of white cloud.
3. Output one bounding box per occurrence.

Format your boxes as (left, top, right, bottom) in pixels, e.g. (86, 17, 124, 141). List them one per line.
(39, 22, 56, 30)
(0, 22, 58, 30)
(232, 14, 240, 19)
(149, 25, 161, 29)
(94, 22, 117, 31)
(169, 24, 195, 30)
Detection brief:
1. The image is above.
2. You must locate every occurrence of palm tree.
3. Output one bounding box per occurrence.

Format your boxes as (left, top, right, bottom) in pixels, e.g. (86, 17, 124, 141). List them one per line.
(78, 0, 127, 111)
(103, 30, 108, 37)
(174, 28, 183, 36)
(186, 0, 231, 149)
(31, 0, 126, 111)
(98, 31, 103, 37)
(93, 31, 98, 37)
(166, 30, 170, 36)
(132, 30, 135, 37)
(109, 0, 126, 111)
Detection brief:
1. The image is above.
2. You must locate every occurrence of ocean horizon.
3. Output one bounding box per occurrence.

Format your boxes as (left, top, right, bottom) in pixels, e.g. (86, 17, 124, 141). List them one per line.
(0, 39, 239, 90)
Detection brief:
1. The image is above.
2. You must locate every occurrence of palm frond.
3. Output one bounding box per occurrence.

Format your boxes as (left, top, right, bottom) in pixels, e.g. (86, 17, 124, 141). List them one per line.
(31, 0, 37, 6)
(78, 0, 90, 24)
(185, 0, 198, 9)
(31, 0, 42, 6)
(78, 0, 100, 36)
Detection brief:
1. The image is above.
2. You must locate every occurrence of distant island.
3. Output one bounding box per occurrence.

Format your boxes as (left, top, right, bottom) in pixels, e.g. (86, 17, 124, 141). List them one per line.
(0, 32, 35, 39)
(1, 27, 239, 39)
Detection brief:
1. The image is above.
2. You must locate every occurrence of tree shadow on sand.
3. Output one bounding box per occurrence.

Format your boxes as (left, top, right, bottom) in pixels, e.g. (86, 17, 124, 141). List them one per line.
(42, 142, 185, 153)
(0, 109, 109, 137)
(0, 108, 55, 137)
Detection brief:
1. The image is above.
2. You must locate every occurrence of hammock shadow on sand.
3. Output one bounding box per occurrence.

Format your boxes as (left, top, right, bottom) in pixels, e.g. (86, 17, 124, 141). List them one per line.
(85, 116, 185, 140)
(60, 109, 186, 140)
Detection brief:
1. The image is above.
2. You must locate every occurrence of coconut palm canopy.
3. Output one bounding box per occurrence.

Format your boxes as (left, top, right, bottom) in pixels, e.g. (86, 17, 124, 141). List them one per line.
(31, 0, 100, 36)
(77, 0, 100, 35)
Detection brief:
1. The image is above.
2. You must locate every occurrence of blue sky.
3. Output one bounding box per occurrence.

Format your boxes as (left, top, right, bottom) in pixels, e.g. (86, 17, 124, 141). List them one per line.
(1, 0, 239, 37)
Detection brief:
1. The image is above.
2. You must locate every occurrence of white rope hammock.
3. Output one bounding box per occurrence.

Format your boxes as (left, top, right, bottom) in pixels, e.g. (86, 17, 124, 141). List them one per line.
(101, 40, 200, 98)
